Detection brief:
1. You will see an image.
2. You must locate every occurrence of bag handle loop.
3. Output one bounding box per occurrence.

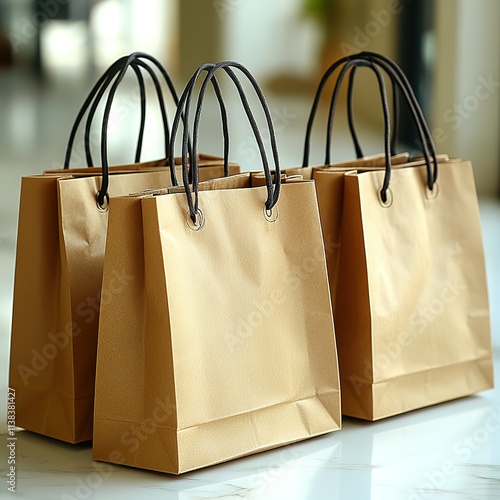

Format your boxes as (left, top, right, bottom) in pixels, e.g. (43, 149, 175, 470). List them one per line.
(345, 65, 400, 160)
(83, 58, 163, 166)
(329, 59, 392, 187)
(303, 54, 398, 167)
(303, 53, 437, 193)
(356, 52, 438, 192)
(331, 57, 434, 203)
(95, 57, 230, 207)
(65, 52, 181, 168)
(64, 56, 134, 168)
(169, 61, 280, 223)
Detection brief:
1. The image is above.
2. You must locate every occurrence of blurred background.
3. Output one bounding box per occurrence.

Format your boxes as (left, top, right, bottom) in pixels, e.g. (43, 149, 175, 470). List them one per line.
(1, 0, 499, 188)
(1, 0, 499, 430)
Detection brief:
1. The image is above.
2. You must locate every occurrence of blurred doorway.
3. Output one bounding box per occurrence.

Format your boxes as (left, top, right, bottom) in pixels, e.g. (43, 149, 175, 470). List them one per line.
(397, 0, 434, 153)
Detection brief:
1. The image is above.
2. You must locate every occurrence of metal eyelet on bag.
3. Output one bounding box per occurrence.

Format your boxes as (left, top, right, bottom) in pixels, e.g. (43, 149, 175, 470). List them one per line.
(186, 209, 205, 231)
(96, 192, 109, 213)
(263, 204, 279, 223)
(378, 187, 393, 208)
(426, 182, 440, 200)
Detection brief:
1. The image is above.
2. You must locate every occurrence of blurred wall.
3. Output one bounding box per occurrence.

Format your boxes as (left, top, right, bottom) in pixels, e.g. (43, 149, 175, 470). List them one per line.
(335, 0, 400, 146)
(433, 0, 500, 196)
(179, 0, 318, 80)
(178, 0, 222, 80)
(219, 0, 319, 82)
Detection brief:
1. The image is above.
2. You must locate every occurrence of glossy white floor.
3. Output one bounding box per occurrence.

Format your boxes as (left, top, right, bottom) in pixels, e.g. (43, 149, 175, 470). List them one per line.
(0, 69, 499, 500)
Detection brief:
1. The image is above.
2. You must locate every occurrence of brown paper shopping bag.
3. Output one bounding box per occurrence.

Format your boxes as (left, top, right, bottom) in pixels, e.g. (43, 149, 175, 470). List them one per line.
(10, 169, 175, 444)
(9, 54, 237, 444)
(332, 53, 493, 420)
(93, 61, 341, 474)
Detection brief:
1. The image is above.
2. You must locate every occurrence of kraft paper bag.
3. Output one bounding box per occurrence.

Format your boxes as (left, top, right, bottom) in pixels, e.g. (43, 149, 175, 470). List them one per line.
(93, 178, 341, 474)
(93, 60, 341, 474)
(9, 52, 240, 444)
(328, 52, 493, 419)
(10, 161, 239, 444)
(311, 154, 449, 305)
(10, 168, 175, 444)
(335, 159, 493, 420)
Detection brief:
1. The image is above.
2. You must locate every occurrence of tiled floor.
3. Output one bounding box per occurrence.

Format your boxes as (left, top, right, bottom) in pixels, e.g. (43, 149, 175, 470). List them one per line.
(0, 67, 499, 499)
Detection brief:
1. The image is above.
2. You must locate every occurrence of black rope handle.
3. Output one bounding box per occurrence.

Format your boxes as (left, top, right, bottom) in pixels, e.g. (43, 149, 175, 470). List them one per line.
(357, 51, 438, 186)
(191, 63, 280, 216)
(96, 59, 231, 207)
(333, 58, 434, 202)
(64, 52, 199, 169)
(346, 65, 400, 159)
(169, 63, 220, 187)
(303, 53, 437, 191)
(84, 58, 163, 166)
(97, 53, 142, 206)
(347, 67, 364, 159)
(327, 62, 396, 164)
(304, 53, 422, 165)
(64, 53, 168, 168)
(331, 60, 392, 196)
(168, 63, 266, 190)
(329, 61, 404, 165)
(188, 72, 231, 184)
(303, 55, 370, 167)
(64, 56, 133, 168)
(169, 61, 280, 223)
(168, 64, 235, 189)
(170, 62, 275, 219)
